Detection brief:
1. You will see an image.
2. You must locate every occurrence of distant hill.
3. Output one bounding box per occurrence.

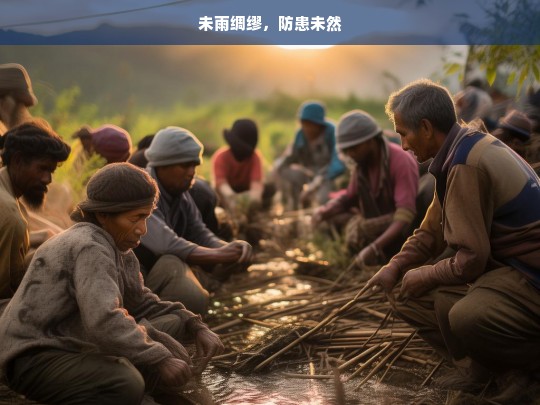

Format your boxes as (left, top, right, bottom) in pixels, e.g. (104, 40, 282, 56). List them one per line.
(0, 23, 266, 45)
(0, 42, 457, 112)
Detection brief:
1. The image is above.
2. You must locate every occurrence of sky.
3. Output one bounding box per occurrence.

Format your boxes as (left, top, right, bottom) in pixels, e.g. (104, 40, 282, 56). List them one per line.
(0, 0, 488, 44)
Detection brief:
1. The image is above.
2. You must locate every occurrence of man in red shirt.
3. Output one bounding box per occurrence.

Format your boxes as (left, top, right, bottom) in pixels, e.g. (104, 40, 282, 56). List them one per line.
(212, 119, 265, 211)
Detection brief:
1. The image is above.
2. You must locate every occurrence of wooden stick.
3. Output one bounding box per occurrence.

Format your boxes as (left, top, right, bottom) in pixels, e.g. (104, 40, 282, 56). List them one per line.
(253, 283, 373, 371)
(355, 347, 399, 389)
(420, 358, 444, 387)
(378, 331, 417, 383)
(280, 372, 333, 380)
(346, 343, 393, 381)
(338, 343, 387, 372)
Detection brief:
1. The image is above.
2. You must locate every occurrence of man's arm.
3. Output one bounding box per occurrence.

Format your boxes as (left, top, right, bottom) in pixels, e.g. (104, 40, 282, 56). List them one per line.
(366, 193, 445, 292)
(140, 212, 200, 261)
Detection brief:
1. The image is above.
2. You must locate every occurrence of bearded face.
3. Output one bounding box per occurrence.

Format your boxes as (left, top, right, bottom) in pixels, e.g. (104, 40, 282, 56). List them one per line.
(10, 156, 57, 210)
(21, 183, 48, 209)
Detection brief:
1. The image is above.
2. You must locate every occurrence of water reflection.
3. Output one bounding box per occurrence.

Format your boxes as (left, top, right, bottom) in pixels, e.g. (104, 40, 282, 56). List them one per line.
(203, 259, 446, 405)
(202, 365, 445, 405)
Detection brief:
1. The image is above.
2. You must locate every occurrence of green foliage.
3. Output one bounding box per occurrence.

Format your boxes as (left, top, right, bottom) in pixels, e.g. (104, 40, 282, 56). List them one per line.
(309, 229, 352, 273)
(469, 45, 540, 95)
(39, 86, 392, 183)
(37, 84, 411, 206)
(453, 0, 540, 95)
(54, 146, 106, 203)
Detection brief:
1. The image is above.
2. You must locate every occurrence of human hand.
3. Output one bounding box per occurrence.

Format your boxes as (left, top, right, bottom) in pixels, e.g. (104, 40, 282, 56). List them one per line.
(354, 244, 380, 268)
(300, 188, 314, 207)
(290, 164, 314, 177)
(399, 266, 436, 299)
(191, 328, 225, 374)
(365, 264, 401, 293)
(230, 240, 253, 263)
(157, 357, 192, 387)
(311, 208, 324, 227)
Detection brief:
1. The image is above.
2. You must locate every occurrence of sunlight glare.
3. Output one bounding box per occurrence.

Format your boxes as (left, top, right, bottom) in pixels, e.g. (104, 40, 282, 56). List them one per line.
(277, 45, 333, 50)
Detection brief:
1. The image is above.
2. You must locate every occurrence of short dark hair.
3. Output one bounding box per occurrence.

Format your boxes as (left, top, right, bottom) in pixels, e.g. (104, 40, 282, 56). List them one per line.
(386, 79, 457, 134)
(137, 134, 155, 150)
(1, 120, 71, 166)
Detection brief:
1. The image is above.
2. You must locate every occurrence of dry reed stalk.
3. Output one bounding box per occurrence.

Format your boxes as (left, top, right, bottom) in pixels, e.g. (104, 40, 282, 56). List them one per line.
(378, 331, 417, 383)
(211, 318, 242, 333)
(355, 347, 399, 389)
(280, 372, 333, 379)
(399, 355, 440, 366)
(337, 343, 388, 372)
(356, 306, 388, 320)
(241, 318, 280, 328)
(295, 274, 338, 286)
(333, 366, 346, 405)
(211, 352, 240, 361)
(346, 343, 393, 381)
(420, 358, 445, 387)
(253, 284, 373, 371)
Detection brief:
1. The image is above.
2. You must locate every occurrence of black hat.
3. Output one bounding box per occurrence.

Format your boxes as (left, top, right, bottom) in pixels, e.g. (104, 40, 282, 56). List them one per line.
(224, 119, 258, 161)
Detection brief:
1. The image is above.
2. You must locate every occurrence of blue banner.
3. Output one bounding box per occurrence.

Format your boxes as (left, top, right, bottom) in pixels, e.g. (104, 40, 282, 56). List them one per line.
(0, 0, 538, 45)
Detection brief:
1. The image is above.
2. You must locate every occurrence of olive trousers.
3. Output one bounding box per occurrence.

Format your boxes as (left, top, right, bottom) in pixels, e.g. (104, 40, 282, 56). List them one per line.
(394, 266, 540, 372)
(7, 313, 188, 405)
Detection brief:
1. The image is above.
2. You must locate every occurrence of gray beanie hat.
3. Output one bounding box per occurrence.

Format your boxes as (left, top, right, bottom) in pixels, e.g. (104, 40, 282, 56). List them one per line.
(145, 126, 203, 167)
(336, 110, 382, 150)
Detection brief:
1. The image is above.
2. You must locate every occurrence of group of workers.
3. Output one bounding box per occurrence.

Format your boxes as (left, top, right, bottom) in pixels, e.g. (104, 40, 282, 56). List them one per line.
(0, 62, 538, 404)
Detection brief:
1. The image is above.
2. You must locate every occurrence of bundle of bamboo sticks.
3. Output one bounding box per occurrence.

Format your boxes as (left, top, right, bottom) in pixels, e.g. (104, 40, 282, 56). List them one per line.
(207, 258, 444, 392)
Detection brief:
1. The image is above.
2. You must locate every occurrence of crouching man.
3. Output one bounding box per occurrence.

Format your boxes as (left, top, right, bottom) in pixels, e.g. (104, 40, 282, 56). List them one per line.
(0, 163, 224, 405)
(367, 79, 540, 403)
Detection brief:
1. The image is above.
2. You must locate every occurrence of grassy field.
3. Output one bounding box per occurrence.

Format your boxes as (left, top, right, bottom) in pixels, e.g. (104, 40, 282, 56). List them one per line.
(40, 89, 389, 200)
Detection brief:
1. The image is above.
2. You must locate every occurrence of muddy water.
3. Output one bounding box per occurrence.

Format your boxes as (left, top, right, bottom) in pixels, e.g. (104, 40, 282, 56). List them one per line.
(201, 367, 446, 404)
(200, 259, 447, 405)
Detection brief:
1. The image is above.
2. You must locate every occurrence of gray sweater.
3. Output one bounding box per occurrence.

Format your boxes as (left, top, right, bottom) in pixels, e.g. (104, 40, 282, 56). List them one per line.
(139, 168, 223, 261)
(0, 222, 206, 378)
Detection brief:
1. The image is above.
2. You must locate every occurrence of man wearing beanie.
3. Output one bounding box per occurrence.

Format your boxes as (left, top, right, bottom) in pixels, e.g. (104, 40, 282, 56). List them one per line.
(91, 124, 132, 164)
(134, 126, 252, 315)
(275, 101, 345, 210)
(312, 109, 419, 268)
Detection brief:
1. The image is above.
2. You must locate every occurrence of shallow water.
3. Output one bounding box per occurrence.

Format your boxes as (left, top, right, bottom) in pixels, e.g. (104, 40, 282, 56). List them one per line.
(202, 366, 446, 405)
(200, 257, 447, 405)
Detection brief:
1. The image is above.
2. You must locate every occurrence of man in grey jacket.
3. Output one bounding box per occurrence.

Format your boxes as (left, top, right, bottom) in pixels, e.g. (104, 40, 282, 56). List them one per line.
(135, 126, 252, 314)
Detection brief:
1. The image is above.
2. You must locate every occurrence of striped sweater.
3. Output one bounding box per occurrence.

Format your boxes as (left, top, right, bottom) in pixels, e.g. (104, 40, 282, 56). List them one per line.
(389, 123, 540, 290)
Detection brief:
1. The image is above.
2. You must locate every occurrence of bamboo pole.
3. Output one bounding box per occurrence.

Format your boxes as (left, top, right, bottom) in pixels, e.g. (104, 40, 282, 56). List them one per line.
(253, 284, 373, 371)
(346, 343, 393, 381)
(378, 331, 417, 383)
(420, 358, 444, 387)
(355, 347, 399, 389)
